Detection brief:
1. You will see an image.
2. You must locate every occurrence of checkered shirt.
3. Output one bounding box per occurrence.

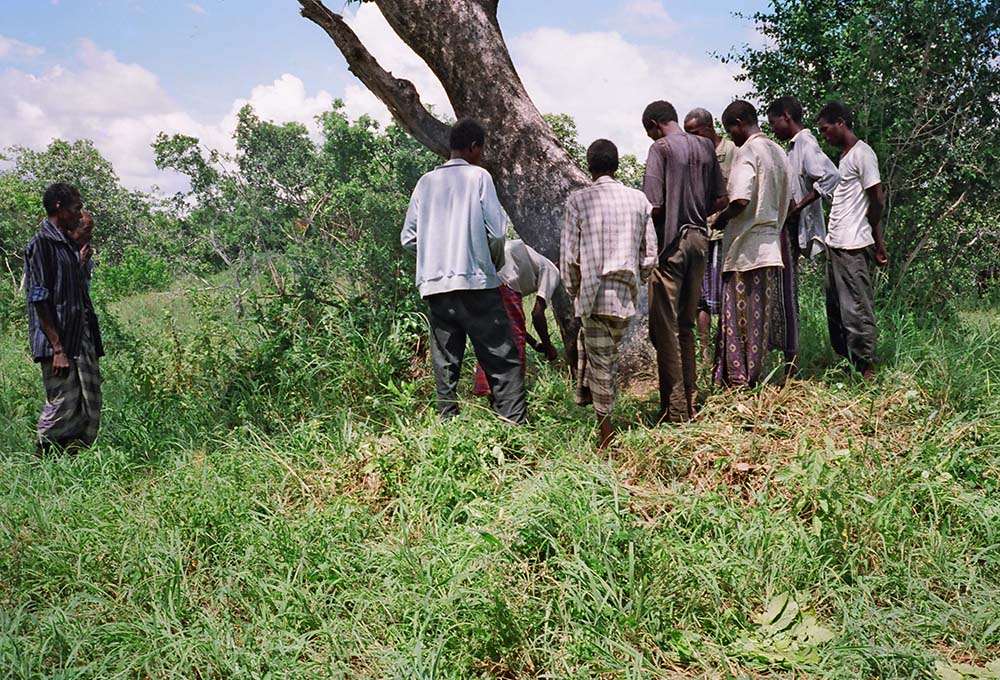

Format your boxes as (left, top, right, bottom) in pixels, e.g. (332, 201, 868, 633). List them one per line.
(560, 176, 657, 319)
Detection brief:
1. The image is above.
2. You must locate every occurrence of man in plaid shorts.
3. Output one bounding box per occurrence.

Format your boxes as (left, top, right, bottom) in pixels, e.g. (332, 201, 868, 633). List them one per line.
(561, 139, 657, 448)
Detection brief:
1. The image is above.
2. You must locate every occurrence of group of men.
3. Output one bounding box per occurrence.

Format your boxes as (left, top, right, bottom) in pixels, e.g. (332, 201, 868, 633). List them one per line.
(402, 97, 887, 447)
(23, 97, 885, 454)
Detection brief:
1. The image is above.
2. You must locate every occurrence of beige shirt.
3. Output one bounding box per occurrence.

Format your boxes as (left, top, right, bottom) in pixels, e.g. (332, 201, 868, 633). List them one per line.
(722, 133, 793, 272)
(707, 137, 738, 240)
(498, 240, 560, 300)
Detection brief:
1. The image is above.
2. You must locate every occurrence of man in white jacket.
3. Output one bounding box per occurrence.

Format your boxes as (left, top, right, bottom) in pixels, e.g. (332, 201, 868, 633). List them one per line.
(401, 118, 526, 423)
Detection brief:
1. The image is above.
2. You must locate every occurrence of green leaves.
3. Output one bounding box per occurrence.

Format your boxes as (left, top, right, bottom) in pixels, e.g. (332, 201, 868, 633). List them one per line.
(731, 592, 837, 666)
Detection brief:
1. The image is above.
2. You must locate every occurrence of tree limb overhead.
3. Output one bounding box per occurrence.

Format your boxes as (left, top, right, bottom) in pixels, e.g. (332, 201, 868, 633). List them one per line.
(298, 0, 451, 157)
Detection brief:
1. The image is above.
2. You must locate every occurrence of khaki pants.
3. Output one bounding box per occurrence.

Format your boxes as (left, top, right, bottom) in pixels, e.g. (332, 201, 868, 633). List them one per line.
(649, 229, 707, 422)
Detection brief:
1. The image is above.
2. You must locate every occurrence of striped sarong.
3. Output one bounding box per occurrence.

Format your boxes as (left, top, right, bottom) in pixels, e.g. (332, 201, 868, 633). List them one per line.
(698, 238, 723, 316)
(575, 314, 630, 417)
(713, 267, 785, 387)
(778, 224, 800, 354)
(37, 325, 102, 447)
(473, 285, 526, 395)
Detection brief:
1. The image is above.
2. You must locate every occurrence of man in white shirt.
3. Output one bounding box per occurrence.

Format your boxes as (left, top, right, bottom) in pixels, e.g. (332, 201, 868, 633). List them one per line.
(472, 238, 561, 397)
(401, 119, 526, 423)
(816, 102, 887, 381)
(562, 139, 657, 447)
(767, 96, 842, 376)
(713, 101, 795, 387)
(683, 107, 738, 365)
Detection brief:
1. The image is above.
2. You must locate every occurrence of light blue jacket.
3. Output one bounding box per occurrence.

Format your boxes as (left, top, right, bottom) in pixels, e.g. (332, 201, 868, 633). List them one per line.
(401, 159, 506, 297)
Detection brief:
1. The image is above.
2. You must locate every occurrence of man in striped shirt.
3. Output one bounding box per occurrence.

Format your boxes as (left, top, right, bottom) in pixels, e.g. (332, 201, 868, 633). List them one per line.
(24, 183, 104, 456)
(561, 139, 657, 448)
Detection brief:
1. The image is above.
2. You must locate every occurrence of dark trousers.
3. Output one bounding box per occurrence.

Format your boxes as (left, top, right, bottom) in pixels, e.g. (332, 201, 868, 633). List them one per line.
(426, 288, 527, 424)
(649, 229, 707, 422)
(826, 245, 878, 371)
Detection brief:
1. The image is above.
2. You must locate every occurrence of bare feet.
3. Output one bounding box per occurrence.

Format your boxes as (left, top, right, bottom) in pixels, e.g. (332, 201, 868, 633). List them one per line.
(598, 415, 614, 449)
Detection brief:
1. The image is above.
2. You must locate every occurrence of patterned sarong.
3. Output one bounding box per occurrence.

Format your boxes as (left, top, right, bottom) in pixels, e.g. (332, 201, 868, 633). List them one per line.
(713, 267, 785, 387)
(37, 325, 102, 446)
(575, 314, 630, 417)
(473, 285, 526, 395)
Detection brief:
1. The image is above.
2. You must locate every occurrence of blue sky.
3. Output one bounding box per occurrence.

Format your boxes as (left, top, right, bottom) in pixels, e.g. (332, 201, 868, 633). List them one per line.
(0, 0, 769, 191)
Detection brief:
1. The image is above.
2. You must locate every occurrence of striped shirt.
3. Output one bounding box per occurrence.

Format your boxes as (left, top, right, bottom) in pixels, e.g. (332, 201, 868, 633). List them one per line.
(24, 220, 104, 362)
(560, 176, 658, 319)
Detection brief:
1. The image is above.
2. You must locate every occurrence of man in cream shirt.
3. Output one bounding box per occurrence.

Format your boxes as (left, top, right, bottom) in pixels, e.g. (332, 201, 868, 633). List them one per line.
(713, 100, 795, 387)
(817, 101, 887, 381)
(401, 118, 526, 423)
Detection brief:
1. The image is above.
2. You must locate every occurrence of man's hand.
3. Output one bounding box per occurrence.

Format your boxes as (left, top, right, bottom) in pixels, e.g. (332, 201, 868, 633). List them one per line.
(539, 343, 559, 362)
(80, 243, 92, 267)
(51, 348, 70, 376)
(874, 239, 889, 266)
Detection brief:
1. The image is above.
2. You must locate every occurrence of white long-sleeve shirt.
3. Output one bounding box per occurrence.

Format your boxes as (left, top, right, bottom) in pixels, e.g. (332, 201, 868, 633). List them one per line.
(401, 159, 506, 297)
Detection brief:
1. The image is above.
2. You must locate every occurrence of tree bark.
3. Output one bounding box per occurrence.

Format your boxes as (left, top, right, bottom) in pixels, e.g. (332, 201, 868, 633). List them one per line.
(297, 0, 590, 354)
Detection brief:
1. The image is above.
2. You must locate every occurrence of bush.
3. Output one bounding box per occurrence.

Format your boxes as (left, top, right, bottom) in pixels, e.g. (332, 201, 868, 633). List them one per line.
(91, 247, 172, 303)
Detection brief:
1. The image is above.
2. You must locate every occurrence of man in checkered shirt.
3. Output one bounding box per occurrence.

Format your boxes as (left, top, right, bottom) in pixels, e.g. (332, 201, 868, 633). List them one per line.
(561, 139, 658, 448)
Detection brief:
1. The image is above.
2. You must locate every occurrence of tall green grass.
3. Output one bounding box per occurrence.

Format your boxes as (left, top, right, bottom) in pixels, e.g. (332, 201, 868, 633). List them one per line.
(1, 273, 998, 678)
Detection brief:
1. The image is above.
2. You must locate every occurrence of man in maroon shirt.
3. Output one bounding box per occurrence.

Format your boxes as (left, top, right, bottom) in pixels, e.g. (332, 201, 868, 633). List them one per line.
(641, 100, 728, 422)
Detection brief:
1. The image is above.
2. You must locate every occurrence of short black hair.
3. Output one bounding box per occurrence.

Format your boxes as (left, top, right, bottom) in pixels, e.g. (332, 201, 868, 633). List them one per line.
(816, 101, 854, 129)
(586, 139, 619, 174)
(766, 96, 804, 125)
(642, 100, 678, 129)
(721, 100, 759, 128)
(449, 118, 486, 151)
(42, 183, 81, 217)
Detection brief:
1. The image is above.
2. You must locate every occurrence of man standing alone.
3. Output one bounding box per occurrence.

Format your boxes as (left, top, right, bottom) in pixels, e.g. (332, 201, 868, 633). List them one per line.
(816, 102, 887, 380)
(562, 139, 657, 448)
(24, 183, 104, 455)
(641, 100, 727, 422)
(401, 118, 526, 423)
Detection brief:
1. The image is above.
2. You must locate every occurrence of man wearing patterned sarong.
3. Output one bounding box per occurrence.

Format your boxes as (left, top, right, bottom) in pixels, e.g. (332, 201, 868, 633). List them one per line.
(472, 239, 561, 396)
(562, 140, 657, 448)
(25, 184, 104, 456)
(713, 101, 795, 387)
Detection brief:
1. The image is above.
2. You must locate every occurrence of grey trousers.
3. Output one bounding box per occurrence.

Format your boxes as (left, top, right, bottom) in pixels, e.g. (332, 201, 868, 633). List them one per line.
(826, 245, 878, 371)
(426, 288, 527, 424)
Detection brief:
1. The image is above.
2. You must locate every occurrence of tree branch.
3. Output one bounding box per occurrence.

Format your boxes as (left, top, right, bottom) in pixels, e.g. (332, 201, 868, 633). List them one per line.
(298, 0, 451, 157)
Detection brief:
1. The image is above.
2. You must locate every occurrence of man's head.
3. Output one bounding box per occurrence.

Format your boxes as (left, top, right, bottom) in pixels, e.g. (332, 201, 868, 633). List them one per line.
(683, 107, 717, 141)
(642, 100, 678, 141)
(70, 210, 94, 246)
(765, 96, 804, 141)
(816, 102, 854, 147)
(721, 100, 760, 147)
(449, 118, 486, 165)
(42, 183, 83, 231)
(586, 139, 619, 179)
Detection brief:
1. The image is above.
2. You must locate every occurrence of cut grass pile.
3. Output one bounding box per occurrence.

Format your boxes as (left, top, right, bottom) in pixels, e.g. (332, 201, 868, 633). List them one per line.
(0, 281, 998, 679)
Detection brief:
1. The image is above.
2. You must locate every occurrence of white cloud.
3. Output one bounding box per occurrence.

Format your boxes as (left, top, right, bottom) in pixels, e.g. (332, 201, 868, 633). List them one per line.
(186, 3, 207, 15)
(615, 0, 680, 36)
(0, 40, 338, 194)
(510, 28, 740, 159)
(0, 34, 45, 62)
(340, 4, 453, 126)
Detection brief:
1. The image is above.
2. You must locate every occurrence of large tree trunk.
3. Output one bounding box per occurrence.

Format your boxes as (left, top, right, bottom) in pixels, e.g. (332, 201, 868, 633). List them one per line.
(297, 0, 590, 355)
